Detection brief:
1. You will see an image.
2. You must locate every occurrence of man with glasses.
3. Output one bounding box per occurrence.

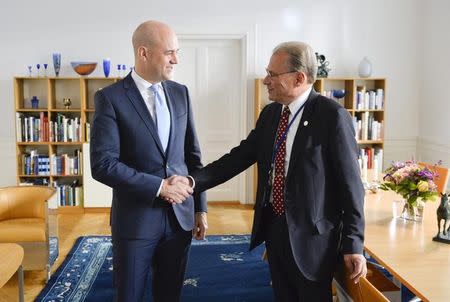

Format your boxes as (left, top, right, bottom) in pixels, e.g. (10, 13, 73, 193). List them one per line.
(187, 41, 366, 301)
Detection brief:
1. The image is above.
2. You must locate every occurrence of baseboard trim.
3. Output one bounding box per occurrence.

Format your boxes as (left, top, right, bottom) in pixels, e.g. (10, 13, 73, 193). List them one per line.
(84, 207, 111, 213)
(207, 201, 253, 209)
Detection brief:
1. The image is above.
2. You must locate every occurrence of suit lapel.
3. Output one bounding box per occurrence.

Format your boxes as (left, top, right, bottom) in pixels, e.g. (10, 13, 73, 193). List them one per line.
(286, 90, 319, 180)
(162, 81, 174, 158)
(123, 75, 165, 157)
(265, 103, 283, 167)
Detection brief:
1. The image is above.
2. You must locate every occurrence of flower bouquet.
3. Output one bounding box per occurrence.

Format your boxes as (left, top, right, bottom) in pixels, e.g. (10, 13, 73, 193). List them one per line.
(380, 160, 440, 221)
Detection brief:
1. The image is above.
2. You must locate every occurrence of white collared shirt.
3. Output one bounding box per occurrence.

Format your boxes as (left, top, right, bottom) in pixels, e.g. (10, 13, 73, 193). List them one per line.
(131, 69, 165, 123)
(131, 69, 168, 197)
(283, 86, 312, 175)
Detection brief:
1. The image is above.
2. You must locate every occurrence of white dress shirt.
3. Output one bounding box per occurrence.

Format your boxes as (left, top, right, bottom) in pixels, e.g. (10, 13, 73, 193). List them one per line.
(131, 69, 165, 123)
(131, 69, 167, 196)
(283, 86, 312, 176)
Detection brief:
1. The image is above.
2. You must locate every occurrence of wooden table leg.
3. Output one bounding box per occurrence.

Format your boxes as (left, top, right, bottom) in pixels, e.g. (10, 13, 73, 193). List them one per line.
(18, 265, 24, 302)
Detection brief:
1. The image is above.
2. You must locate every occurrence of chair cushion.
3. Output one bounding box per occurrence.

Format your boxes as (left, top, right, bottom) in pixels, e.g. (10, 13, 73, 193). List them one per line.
(0, 218, 46, 242)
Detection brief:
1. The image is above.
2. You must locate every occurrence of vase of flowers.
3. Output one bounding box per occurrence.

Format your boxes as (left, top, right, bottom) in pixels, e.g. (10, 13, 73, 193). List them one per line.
(380, 160, 440, 222)
(401, 200, 424, 221)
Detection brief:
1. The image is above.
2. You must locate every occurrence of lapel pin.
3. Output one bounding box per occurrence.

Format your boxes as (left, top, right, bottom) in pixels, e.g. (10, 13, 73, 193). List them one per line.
(303, 121, 309, 126)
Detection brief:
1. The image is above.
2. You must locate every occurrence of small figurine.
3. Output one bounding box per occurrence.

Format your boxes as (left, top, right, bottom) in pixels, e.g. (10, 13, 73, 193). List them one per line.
(433, 192, 450, 244)
(63, 98, 72, 109)
(315, 52, 331, 78)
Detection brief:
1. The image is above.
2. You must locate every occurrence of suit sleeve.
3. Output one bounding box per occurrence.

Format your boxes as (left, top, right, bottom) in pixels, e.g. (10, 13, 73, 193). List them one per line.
(191, 105, 269, 193)
(90, 89, 162, 202)
(329, 107, 365, 255)
(183, 86, 207, 212)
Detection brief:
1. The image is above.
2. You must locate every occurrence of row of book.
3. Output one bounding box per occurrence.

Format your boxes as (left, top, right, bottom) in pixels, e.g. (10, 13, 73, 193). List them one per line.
(18, 180, 83, 207)
(20, 153, 50, 175)
(19, 149, 82, 176)
(54, 182, 83, 207)
(320, 89, 384, 110)
(16, 112, 82, 142)
(352, 113, 383, 141)
(51, 150, 83, 175)
(85, 122, 91, 142)
(359, 148, 383, 182)
(356, 87, 384, 110)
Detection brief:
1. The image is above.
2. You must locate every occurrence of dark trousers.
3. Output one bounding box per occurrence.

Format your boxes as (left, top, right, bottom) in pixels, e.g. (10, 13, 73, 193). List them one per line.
(112, 207, 192, 302)
(264, 207, 332, 302)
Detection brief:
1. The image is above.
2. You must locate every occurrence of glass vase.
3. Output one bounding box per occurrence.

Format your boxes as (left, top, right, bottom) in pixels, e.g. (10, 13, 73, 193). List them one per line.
(52, 53, 61, 77)
(103, 58, 111, 78)
(31, 96, 39, 109)
(400, 201, 424, 222)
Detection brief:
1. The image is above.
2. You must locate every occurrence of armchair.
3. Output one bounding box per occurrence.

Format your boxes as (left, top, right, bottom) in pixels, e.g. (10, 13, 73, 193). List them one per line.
(334, 260, 389, 302)
(0, 186, 56, 280)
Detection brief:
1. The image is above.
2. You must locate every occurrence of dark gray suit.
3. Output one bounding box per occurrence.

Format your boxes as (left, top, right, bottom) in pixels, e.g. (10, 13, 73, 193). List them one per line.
(90, 73, 206, 301)
(192, 89, 364, 295)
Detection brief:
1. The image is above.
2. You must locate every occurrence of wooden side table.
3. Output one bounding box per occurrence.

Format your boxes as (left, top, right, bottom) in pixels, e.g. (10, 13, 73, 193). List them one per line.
(0, 243, 24, 302)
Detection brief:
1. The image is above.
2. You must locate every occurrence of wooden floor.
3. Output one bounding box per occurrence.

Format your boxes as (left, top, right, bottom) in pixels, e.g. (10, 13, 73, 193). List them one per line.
(0, 203, 254, 302)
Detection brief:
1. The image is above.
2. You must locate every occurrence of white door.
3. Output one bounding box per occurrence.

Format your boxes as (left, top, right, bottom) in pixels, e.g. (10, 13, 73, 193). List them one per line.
(175, 38, 244, 202)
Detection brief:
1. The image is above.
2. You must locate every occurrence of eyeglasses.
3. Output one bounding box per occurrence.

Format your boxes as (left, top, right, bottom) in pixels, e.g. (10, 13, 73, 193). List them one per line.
(265, 68, 297, 79)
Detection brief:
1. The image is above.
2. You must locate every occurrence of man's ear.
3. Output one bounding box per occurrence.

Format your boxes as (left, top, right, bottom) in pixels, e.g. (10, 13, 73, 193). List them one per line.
(295, 71, 307, 86)
(137, 46, 149, 61)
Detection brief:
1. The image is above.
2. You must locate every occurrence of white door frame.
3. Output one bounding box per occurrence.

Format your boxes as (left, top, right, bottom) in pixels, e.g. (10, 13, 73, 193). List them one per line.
(179, 32, 255, 204)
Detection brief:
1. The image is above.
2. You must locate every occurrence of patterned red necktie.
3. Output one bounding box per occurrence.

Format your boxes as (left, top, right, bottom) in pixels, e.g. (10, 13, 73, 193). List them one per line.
(272, 106, 290, 215)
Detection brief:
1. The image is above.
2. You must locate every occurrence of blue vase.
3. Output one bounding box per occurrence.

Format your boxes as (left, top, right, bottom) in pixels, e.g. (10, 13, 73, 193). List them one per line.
(103, 58, 111, 77)
(52, 53, 61, 76)
(31, 96, 39, 109)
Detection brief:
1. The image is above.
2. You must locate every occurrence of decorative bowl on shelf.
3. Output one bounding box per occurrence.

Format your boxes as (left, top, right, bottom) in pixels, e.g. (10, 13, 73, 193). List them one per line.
(70, 61, 97, 76)
(332, 89, 346, 99)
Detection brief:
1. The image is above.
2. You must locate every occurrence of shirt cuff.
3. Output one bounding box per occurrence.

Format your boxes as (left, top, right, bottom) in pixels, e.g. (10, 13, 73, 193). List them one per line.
(156, 179, 164, 197)
(187, 175, 195, 189)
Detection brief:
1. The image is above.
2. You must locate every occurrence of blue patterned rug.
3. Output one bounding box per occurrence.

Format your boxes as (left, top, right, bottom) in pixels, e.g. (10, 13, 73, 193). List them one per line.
(36, 235, 273, 301)
(49, 237, 59, 267)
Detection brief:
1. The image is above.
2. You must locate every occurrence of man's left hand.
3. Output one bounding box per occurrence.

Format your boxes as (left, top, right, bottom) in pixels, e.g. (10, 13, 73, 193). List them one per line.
(343, 253, 367, 283)
(193, 212, 208, 240)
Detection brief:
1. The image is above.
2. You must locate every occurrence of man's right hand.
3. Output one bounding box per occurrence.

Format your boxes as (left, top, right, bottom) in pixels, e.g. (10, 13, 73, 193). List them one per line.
(160, 175, 193, 204)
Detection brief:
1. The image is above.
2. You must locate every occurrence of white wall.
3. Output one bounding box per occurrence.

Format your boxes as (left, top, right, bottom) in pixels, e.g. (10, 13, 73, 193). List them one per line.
(418, 0, 450, 174)
(0, 0, 427, 185)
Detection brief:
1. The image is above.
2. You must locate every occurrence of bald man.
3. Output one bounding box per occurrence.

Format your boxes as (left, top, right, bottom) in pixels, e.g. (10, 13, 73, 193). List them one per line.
(90, 20, 207, 302)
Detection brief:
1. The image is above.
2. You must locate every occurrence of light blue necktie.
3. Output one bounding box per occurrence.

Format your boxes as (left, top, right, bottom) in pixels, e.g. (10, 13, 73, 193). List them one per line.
(149, 85, 170, 151)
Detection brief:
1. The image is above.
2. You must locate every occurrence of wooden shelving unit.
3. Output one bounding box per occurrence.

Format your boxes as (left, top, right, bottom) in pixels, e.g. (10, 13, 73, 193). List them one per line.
(13, 76, 120, 213)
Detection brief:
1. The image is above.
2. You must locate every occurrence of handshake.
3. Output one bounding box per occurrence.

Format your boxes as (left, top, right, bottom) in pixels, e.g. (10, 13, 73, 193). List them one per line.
(160, 175, 194, 204)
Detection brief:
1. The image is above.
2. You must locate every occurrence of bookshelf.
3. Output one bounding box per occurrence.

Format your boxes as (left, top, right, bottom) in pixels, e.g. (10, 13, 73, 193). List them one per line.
(254, 77, 386, 193)
(13, 76, 120, 212)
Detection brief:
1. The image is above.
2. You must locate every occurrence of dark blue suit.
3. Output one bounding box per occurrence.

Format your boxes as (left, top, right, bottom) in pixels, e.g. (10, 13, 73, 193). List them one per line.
(90, 73, 206, 301)
(192, 90, 365, 301)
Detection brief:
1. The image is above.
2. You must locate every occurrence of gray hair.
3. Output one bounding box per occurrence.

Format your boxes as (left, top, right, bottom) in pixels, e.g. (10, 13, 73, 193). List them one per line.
(273, 41, 317, 84)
